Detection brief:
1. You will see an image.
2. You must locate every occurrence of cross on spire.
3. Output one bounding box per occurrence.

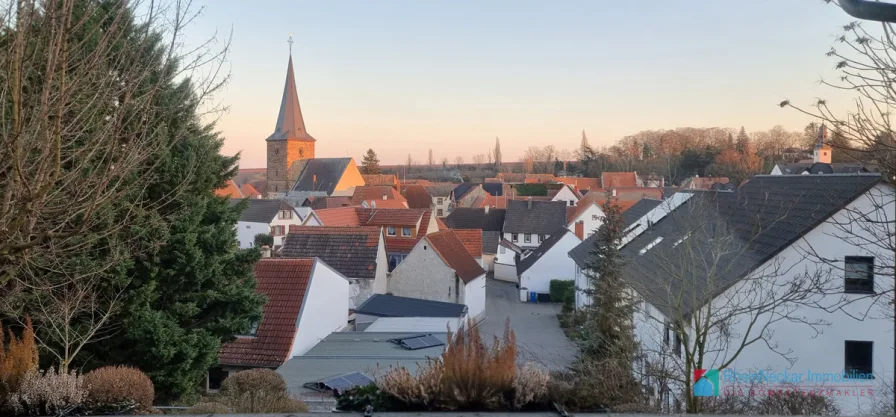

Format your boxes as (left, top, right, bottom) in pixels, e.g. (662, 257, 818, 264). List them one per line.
(288, 33, 293, 56)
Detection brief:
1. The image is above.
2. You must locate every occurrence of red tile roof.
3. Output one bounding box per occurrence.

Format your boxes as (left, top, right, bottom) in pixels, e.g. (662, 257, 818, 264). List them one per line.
(403, 179, 433, 185)
(477, 194, 508, 209)
(240, 183, 262, 198)
(418, 209, 433, 235)
(366, 209, 425, 227)
(435, 217, 448, 231)
(361, 199, 409, 209)
(601, 172, 639, 188)
(362, 174, 399, 188)
(352, 186, 407, 205)
(425, 230, 486, 283)
(307, 196, 353, 210)
(315, 207, 362, 226)
(218, 258, 314, 367)
(215, 180, 243, 198)
(451, 229, 483, 258)
(403, 184, 434, 209)
(555, 177, 602, 191)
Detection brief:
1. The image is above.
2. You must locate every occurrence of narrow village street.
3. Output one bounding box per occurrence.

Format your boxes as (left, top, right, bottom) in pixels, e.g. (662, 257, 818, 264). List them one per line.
(478, 277, 578, 371)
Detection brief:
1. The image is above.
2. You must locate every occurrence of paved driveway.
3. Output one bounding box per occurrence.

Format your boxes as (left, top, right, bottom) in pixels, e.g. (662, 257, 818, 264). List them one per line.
(477, 277, 578, 370)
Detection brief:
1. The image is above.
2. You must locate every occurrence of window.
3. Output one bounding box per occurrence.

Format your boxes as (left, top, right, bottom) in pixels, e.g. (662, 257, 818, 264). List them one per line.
(845, 256, 874, 294)
(844, 341, 873, 378)
(437, 198, 444, 205)
(512, 233, 518, 242)
(500, 246, 506, 254)
(208, 368, 228, 391)
(448, 286, 451, 298)
(524, 234, 532, 243)
(592, 214, 599, 220)
(568, 200, 574, 206)
(437, 209, 444, 217)
(271, 225, 286, 236)
(639, 237, 663, 255)
(663, 321, 671, 346)
(278, 210, 293, 220)
(539, 235, 546, 243)
(387, 226, 397, 236)
(401, 227, 412, 237)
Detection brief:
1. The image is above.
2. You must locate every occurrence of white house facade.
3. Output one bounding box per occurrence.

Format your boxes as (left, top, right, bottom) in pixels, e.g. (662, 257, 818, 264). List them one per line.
(551, 184, 581, 207)
(517, 229, 581, 296)
(232, 199, 305, 249)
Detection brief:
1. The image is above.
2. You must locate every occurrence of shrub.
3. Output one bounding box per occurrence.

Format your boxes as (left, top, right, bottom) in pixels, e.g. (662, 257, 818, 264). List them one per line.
(215, 368, 308, 413)
(186, 402, 231, 414)
(7, 367, 86, 416)
(549, 359, 642, 412)
(510, 363, 549, 410)
(84, 366, 155, 414)
(379, 361, 444, 410)
(757, 388, 839, 416)
(549, 280, 575, 304)
(336, 383, 404, 412)
(440, 319, 516, 409)
(0, 318, 39, 404)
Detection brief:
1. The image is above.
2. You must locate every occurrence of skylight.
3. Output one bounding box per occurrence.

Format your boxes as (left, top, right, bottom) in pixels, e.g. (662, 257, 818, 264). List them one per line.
(387, 334, 445, 350)
(639, 237, 663, 255)
(672, 233, 691, 248)
(303, 372, 375, 394)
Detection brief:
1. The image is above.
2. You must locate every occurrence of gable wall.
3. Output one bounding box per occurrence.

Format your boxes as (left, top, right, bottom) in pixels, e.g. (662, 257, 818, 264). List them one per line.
(520, 233, 581, 293)
(389, 239, 458, 303)
(291, 260, 350, 357)
(333, 160, 366, 194)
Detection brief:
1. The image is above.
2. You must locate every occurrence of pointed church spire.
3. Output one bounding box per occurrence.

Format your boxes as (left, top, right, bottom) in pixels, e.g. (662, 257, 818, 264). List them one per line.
(266, 35, 314, 142)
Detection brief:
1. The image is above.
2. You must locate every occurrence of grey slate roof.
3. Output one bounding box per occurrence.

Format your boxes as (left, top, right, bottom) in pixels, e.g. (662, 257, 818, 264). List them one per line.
(621, 174, 883, 318)
(277, 332, 447, 395)
(622, 198, 663, 226)
(444, 208, 506, 232)
(424, 184, 455, 197)
(482, 182, 504, 196)
(280, 226, 382, 279)
(775, 162, 868, 175)
(290, 158, 353, 194)
(355, 294, 467, 318)
(517, 228, 574, 275)
(503, 200, 568, 234)
(231, 199, 295, 223)
(452, 183, 478, 200)
(482, 231, 501, 255)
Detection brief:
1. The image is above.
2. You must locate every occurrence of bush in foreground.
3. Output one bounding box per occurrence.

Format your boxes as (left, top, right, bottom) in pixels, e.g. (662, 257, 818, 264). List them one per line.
(84, 366, 155, 414)
(6, 368, 85, 416)
(200, 368, 308, 413)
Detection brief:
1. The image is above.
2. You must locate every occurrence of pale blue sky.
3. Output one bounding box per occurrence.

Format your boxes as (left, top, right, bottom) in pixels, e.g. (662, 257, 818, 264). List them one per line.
(184, 0, 864, 167)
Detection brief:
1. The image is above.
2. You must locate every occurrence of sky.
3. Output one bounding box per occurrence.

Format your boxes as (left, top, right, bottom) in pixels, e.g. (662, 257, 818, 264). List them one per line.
(182, 0, 867, 167)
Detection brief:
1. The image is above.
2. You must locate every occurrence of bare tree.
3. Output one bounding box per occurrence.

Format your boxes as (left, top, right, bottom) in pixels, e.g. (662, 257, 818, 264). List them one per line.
(428, 148, 434, 167)
(626, 193, 841, 413)
(472, 154, 485, 170)
(454, 156, 464, 168)
(487, 149, 493, 165)
(0, 0, 230, 360)
(441, 157, 449, 170)
(494, 137, 503, 172)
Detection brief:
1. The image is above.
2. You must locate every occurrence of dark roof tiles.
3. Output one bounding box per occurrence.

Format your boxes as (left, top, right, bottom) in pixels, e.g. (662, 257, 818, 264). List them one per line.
(281, 227, 382, 279)
(355, 294, 467, 318)
(503, 200, 568, 234)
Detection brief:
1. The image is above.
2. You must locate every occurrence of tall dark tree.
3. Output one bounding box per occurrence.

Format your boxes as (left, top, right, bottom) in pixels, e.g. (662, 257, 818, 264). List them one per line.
(494, 137, 503, 172)
(735, 126, 750, 153)
(581, 195, 636, 361)
(361, 148, 381, 174)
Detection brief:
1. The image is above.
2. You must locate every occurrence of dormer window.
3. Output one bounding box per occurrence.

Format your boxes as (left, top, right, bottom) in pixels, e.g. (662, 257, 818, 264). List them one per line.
(387, 226, 397, 236)
(401, 227, 412, 237)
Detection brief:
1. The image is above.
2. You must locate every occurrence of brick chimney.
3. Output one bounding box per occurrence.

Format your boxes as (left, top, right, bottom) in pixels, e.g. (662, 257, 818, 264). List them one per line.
(575, 221, 584, 240)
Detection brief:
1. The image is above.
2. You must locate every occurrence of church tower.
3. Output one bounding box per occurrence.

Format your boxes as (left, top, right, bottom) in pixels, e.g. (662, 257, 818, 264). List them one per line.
(267, 36, 315, 194)
(813, 124, 832, 164)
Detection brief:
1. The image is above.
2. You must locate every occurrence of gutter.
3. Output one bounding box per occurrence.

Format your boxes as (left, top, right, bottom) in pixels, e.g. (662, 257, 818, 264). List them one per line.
(839, 0, 896, 23)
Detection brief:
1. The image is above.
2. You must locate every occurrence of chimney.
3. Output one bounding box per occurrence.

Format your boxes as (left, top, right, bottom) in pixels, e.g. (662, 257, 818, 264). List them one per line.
(611, 189, 617, 197)
(382, 194, 387, 200)
(484, 205, 490, 214)
(260, 245, 271, 258)
(575, 221, 584, 240)
(527, 197, 532, 209)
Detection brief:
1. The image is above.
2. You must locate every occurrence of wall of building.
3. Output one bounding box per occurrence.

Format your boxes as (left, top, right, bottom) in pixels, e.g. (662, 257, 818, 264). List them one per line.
(333, 160, 366, 194)
(632, 184, 895, 415)
(291, 260, 350, 357)
(236, 221, 269, 249)
(389, 240, 458, 303)
(519, 232, 581, 294)
(567, 204, 604, 240)
(462, 274, 487, 323)
(433, 196, 452, 218)
(482, 253, 496, 272)
(552, 186, 580, 206)
(503, 232, 544, 249)
(494, 245, 518, 282)
(269, 213, 305, 248)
